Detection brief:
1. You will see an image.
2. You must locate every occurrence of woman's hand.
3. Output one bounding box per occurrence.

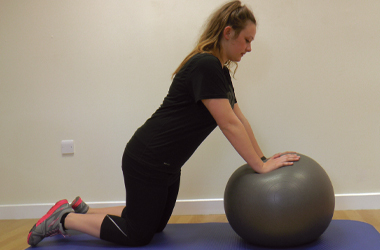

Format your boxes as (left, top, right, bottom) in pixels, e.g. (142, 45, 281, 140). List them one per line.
(271, 151, 299, 160)
(260, 153, 300, 174)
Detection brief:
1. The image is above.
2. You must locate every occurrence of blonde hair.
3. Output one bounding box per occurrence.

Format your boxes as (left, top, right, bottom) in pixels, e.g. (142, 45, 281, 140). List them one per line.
(172, 1, 256, 78)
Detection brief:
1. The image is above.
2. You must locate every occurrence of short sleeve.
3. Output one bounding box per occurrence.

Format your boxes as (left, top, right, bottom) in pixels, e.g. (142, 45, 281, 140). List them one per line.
(190, 55, 231, 103)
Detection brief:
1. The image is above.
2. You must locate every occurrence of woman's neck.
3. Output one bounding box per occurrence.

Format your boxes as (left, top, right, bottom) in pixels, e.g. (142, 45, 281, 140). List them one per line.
(212, 49, 227, 67)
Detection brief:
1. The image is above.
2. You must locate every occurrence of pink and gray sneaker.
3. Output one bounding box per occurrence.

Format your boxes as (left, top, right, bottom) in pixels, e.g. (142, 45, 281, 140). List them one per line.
(70, 196, 89, 214)
(27, 199, 73, 246)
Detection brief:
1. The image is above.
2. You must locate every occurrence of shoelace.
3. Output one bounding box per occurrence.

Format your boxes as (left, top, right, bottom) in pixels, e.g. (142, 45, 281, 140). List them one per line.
(45, 228, 61, 237)
(45, 229, 70, 239)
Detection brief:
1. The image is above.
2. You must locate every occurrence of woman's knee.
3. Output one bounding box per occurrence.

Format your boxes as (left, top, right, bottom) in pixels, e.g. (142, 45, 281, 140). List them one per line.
(100, 214, 155, 246)
(129, 233, 154, 246)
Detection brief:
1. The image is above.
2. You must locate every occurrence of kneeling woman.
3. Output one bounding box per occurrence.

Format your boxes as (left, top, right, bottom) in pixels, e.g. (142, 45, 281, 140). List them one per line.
(28, 0, 299, 247)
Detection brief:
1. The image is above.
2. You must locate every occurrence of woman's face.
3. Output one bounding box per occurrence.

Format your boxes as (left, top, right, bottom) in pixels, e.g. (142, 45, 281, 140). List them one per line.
(225, 22, 256, 62)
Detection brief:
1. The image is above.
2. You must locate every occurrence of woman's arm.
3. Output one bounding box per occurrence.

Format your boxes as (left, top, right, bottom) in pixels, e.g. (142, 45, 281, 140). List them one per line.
(202, 99, 299, 173)
(233, 103, 265, 159)
(202, 99, 263, 171)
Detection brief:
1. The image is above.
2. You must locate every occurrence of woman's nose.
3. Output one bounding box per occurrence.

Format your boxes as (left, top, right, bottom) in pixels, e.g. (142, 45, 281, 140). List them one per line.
(246, 43, 252, 52)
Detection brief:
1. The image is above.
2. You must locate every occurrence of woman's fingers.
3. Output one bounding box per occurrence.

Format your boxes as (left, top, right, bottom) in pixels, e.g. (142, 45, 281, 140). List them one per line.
(271, 151, 299, 159)
(279, 154, 300, 165)
(270, 154, 300, 167)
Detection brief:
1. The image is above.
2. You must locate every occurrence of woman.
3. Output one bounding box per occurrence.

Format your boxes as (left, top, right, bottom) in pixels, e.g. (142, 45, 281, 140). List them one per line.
(28, 0, 300, 247)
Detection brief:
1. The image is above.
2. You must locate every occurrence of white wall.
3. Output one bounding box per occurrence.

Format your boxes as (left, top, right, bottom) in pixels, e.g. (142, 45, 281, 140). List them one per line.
(1, 0, 379, 211)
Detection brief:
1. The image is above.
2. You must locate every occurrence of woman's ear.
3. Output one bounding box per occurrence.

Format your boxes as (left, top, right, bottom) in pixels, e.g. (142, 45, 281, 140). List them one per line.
(223, 26, 234, 40)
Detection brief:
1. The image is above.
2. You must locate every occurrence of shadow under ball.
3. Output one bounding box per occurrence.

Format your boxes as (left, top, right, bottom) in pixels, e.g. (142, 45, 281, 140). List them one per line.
(224, 154, 335, 248)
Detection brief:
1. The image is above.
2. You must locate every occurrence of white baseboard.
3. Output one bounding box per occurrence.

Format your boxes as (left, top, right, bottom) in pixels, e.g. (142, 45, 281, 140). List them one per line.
(1, 193, 379, 220)
(335, 193, 380, 210)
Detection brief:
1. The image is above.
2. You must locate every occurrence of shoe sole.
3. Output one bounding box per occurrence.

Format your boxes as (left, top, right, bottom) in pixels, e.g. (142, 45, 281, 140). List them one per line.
(71, 197, 82, 210)
(27, 199, 68, 245)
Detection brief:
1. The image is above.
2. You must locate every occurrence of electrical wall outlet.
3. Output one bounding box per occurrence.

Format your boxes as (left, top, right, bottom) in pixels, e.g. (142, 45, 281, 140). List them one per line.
(61, 140, 74, 154)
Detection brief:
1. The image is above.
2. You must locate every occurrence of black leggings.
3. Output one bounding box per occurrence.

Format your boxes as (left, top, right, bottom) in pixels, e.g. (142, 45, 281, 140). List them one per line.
(99, 155, 181, 246)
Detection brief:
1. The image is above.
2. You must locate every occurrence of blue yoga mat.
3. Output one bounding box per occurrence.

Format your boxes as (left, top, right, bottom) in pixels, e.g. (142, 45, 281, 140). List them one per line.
(27, 220, 380, 249)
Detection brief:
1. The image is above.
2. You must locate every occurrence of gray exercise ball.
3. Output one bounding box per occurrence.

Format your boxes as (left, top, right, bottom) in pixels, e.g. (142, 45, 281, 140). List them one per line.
(224, 154, 335, 248)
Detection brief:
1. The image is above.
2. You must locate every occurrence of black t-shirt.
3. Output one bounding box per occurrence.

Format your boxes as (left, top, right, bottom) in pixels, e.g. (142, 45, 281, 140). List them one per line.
(125, 53, 237, 173)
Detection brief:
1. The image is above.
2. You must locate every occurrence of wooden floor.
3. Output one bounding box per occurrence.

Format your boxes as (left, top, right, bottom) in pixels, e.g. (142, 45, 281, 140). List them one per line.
(1, 210, 379, 250)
